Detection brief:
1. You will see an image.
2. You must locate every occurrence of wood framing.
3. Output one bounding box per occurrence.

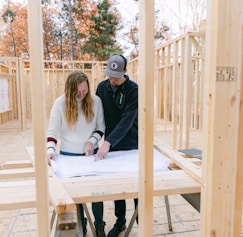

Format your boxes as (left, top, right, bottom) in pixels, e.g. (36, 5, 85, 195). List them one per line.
(0, 155, 200, 234)
(233, 12, 243, 235)
(138, 1, 154, 236)
(201, 0, 242, 236)
(15, 0, 243, 236)
(27, 1, 50, 236)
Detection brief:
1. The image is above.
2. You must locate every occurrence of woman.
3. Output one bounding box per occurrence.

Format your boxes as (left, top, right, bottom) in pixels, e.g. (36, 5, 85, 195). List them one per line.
(46, 71, 106, 237)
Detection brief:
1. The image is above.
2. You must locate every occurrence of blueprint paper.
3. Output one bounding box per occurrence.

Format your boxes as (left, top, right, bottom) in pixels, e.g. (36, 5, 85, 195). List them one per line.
(52, 149, 169, 178)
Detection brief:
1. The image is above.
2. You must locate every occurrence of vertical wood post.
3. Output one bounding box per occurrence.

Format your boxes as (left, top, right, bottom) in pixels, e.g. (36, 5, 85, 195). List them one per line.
(201, 0, 242, 236)
(138, 0, 154, 236)
(182, 35, 192, 148)
(233, 4, 243, 235)
(17, 58, 27, 130)
(15, 58, 24, 130)
(179, 38, 185, 148)
(27, 1, 50, 236)
(172, 41, 179, 149)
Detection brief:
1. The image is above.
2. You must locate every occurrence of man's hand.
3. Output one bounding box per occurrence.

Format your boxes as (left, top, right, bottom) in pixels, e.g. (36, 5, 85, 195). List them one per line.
(84, 141, 94, 156)
(94, 141, 111, 161)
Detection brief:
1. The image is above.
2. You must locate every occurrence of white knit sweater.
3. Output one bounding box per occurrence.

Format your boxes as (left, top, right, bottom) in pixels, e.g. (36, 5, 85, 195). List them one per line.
(47, 94, 105, 154)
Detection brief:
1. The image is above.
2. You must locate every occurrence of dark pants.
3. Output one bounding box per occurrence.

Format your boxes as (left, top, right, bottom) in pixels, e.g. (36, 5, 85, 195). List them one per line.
(61, 150, 103, 226)
(92, 202, 104, 225)
(78, 204, 87, 226)
(79, 202, 104, 226)
(93, 199, 138, 225)
(115, 200, 126, 223)
(91, 199, 138, 225)
(134, 198, 138, 223)
(113, 198, 138, 224)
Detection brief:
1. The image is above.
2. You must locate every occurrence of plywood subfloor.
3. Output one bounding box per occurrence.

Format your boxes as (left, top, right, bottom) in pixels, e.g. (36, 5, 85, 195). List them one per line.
(0, 196, 200, 237)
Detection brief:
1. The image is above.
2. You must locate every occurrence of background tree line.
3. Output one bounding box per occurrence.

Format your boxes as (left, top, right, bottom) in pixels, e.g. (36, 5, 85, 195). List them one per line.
(0, 0, 206, 61)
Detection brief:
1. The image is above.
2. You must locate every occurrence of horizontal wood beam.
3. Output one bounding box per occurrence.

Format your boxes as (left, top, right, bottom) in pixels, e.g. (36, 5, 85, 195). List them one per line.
(62, 170, 200, 203)
(154, 142, 202, 185)
(0, 167, 35, 179)
(0, 170, 200, 212)
(1, 160, 33, 169)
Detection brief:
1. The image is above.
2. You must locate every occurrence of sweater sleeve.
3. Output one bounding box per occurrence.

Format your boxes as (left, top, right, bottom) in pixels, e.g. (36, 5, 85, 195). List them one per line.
(47, 137, 57, 154)
(46, 97, 63, 154)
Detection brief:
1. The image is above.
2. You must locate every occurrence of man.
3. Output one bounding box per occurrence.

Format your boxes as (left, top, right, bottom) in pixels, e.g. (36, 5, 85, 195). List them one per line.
(95, 54, 138, 237)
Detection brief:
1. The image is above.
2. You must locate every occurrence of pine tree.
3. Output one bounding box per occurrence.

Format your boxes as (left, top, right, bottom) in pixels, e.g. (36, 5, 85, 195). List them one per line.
(2, 8, 17, 56)
(82, 0, 122, 61)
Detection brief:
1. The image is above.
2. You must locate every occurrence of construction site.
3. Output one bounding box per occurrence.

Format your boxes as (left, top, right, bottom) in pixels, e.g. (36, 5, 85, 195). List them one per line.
(0, 1, 242, 237)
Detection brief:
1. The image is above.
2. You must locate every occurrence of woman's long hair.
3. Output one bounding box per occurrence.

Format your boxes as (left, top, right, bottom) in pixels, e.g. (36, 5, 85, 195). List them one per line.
(65, 71, 94, 127)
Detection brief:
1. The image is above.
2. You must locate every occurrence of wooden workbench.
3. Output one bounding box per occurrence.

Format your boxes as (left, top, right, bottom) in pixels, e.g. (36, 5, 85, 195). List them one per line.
(0, 147, 201, 236)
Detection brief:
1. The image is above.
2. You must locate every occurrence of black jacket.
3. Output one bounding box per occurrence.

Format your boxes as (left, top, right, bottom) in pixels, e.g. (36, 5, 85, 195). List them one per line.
(96, 75, 138, 151)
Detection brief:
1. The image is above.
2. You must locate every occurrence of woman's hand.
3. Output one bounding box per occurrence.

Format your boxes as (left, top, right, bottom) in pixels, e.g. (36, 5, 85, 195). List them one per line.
(85, 141, 94, 156)
(47, 153, 55, 166)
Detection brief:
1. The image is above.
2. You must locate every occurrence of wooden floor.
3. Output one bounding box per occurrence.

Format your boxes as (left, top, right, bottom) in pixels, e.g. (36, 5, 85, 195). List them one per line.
(0, 121, 239, 236)
(0, 197, 200, 237)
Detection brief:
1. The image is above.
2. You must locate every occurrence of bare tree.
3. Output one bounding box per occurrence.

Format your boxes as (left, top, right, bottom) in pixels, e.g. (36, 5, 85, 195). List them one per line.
(157, 0, 206, 36)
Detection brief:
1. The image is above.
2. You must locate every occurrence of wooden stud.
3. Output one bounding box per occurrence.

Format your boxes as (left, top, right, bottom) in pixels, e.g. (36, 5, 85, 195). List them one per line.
(138, 1, 154, 236)
(182, 35, 193, 148)
(172, 41, 179, 149)
(27, 1, 50, 236)
(201, 0, 242, 236)
(233, 3, 243, 234)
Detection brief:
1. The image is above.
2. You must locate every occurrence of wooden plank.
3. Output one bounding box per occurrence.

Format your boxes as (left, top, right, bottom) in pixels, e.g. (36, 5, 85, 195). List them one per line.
(179, 38, 185, 148)
(0, 180, 36, 210)
(201, 0, 242, 236)
(62, 170, 200, 203)
(182, 34, 193, 149)
(49, 176, 76, 214)
(0, 177, 75, 216)
(233, 3, 243, 235)
(138, 0, 154, 236)
(26, 145, 85, 214)
(172, 41, 179, 149)
(0, 170, 200, 218)
(0, 167, 35, 179)
(154, 143, 202, 185)
(1, 160, 32, 169)
(18, 58, 27, 130)
(27, 1, 50, 236)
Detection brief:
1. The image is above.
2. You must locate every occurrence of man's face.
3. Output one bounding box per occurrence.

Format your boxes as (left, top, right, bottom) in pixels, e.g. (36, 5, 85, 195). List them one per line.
(109, 77, 126, 86)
